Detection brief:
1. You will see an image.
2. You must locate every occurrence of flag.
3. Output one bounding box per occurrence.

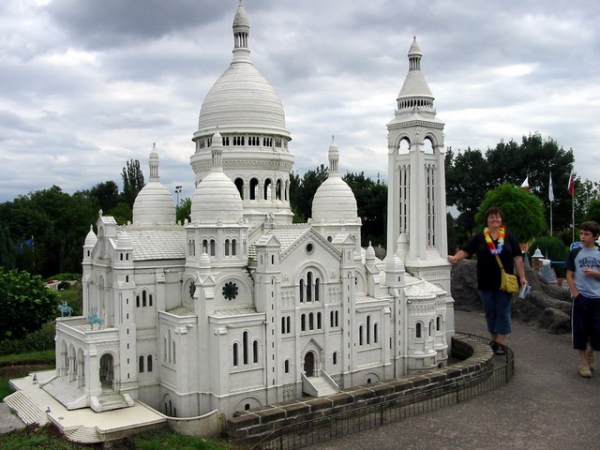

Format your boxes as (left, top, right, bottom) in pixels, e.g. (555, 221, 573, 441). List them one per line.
(567, 170, 576, 196)
(520, 176, 529, 191)
(17, 236, 34, 253)
(548, 173, 554, 202)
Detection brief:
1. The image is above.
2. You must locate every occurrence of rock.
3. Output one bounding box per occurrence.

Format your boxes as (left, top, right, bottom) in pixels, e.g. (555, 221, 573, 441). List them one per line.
(450, 261, 573, 334)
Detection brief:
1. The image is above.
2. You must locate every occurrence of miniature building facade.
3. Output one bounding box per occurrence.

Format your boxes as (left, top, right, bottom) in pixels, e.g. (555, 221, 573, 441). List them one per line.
(53, 2, 454, 419)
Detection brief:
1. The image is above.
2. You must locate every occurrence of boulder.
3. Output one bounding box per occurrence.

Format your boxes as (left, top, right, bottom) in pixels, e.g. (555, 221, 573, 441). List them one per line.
(450, 260, 573, 334)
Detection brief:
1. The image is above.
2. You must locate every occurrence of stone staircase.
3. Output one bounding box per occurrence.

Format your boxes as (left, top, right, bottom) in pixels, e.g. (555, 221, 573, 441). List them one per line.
(3, 390, 47, 425)
(91, 392, 134, 412)
(41, 376, 87, 410)
(65, 425, 102, 444)
(304, 376, 338, 397)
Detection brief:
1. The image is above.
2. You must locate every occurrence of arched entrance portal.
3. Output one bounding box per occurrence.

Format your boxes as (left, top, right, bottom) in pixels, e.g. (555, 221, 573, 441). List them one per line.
(304, 352, 315, 377)
(99, 354, 115, 391)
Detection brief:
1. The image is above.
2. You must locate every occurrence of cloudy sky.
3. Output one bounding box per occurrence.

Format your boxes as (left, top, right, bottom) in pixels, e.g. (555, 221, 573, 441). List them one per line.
(1, 0, 599, 203)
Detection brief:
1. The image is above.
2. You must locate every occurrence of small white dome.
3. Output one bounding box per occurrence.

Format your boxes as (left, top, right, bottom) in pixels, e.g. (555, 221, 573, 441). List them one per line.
(84, 225, 97, 247)
(312, 137, 357, 223)
(191, 133, 243, 224)
(133, 147, 176, 226)
(312, 177, 358, 223)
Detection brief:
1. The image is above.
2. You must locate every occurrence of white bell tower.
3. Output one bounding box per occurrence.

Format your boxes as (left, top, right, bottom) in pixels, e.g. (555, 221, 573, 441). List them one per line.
(386, 37, 451, 293)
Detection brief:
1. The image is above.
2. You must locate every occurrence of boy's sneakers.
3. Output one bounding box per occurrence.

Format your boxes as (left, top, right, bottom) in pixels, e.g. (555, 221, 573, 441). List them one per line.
(586, 349, 597, 371)
(579, 364, 593, 378)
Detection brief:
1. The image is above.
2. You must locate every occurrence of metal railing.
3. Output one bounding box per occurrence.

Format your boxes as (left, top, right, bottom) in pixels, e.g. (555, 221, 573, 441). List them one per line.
(250, 333, 514, 450)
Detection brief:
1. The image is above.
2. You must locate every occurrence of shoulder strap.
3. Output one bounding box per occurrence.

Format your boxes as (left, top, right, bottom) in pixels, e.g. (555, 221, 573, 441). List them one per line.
(494, 254, 505, 271)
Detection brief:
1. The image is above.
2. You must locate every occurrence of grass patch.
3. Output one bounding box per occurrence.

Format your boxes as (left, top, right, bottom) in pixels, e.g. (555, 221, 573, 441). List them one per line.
(0, 349, 55, 401)
(0, 350, 55, 365)
(0, 424, 82, 450)
(0, 426, 239, 449)
(133, 428, 235, 449)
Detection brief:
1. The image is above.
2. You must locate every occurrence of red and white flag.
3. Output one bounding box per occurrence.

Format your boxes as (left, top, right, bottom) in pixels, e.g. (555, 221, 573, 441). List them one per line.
(567, 170, 576, 196)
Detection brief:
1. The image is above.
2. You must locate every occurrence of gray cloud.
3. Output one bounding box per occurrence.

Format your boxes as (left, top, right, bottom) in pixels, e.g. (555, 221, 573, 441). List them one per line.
(0, 0, 599, 203)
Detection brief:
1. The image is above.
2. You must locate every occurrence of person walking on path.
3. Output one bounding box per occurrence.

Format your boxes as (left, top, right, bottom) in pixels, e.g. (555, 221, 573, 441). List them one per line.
(448, 206, 527, 355)
(565, 220, 600, 378)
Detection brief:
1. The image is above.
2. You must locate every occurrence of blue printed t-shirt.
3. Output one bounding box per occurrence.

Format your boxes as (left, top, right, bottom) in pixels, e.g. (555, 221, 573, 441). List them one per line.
(463, 230, 522, 291)
(565, 246, 600, 298)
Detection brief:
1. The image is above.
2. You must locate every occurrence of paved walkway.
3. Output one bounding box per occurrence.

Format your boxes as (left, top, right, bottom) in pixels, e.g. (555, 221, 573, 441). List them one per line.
(3, 311, 600, 448)
(311, 310, 600, 450)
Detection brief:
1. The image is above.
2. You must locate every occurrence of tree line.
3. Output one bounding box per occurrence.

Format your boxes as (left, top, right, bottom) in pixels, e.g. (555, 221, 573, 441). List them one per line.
(1, 133, 599, 278)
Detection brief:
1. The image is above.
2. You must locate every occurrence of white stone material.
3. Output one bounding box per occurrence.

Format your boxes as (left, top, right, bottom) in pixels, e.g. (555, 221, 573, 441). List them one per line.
(44, 2, 455, 430)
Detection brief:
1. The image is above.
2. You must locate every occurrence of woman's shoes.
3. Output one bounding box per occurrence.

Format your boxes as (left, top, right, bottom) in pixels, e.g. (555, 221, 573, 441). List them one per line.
(490, 341, 506, 355)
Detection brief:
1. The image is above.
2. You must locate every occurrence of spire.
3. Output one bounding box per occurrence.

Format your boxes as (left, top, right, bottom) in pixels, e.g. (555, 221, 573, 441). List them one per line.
(149, 143, 159, 182)
(232, 0, 251, 63)
(396, 37, 434, 111)
(328, 135, 339, 176)
(210, 132, 224, 172)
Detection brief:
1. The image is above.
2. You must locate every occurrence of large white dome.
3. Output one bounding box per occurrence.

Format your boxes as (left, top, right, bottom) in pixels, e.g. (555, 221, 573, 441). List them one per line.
(196, 3, 287, 137)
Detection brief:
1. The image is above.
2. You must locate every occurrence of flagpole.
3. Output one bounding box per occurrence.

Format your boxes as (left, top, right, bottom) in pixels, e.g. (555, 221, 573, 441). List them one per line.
(550, 202, 553, 236)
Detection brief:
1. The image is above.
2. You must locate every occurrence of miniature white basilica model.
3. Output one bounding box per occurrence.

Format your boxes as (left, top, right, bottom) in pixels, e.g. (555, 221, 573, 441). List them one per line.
(52, 2, 454, 419)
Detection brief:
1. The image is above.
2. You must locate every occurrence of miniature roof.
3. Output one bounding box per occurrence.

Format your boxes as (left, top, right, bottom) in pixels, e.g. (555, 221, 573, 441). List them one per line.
(121, 228, 186, 261)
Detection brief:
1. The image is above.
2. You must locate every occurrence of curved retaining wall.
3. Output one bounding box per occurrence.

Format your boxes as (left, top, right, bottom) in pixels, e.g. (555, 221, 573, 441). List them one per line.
(227, 334, 496, 443)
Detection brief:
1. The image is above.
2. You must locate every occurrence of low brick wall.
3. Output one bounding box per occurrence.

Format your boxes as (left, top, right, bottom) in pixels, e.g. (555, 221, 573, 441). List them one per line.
(227, 335, 493, 442)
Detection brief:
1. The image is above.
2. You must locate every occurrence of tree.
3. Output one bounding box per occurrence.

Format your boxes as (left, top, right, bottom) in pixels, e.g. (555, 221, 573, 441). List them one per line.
(475, 183, 546, 242)
(0, 225, 15, 269)
(177, 198, 192, 224)
(445, 147, 491, 238)
(289, 165, 328, 223)
(343, 172, 387, 248)
(584, 199, 600, 224)
(84, 181, 121, 213)
(121, 159, 145, 210)
(0, 268, 58, 340)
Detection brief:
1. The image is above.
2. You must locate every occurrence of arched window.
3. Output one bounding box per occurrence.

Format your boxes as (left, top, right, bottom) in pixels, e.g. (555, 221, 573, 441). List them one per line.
(437, 316, 442, 331)
(284, 359, 290, 373)
(142, 291, 147, 307)
(136, 295, 140, 308)
(374, 324, 378, 343)
(359, 325, 364, 345)
(301, 314, 306, 331)
(172, 341, 176, 364)
(250, 178, 259, 200)
(281, 317, 286, 333)
(309, 313, 314, 330)
(233, 343, 239, 366)
(317, 312, 322, 329)
(139, 356, 144, 373)
(366, 316, 371, 344)
(416, 323, 422, 338)
(210, 239, 216, 256)
(149, 294, 153, 307)
(253, 340, 258, 363)
(315, 278, 320, 301)
(333, 352, 338, 365)
(243, 332, 249, 365)
(202, 239, 208, 254)
(232, 239, 237, 256)
(225, 239, 230, 256)
(147, 355, 153, 372)
(299, 279, 304, 302)
(307, 272, 313, 302)
(235, 178, 244, 199)
(330, 311, 335, 327)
